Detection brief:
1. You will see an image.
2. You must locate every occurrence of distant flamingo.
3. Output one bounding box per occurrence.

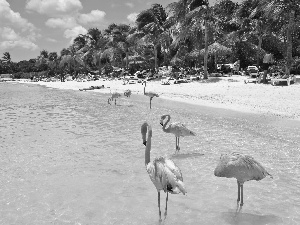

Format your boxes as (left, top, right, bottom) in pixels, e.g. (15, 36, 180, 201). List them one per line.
(108, 92, 121, 105)
(214, 152, 273, 209)
(160, 114, 196, 153)
(141, 122, 186, 222)
(124, 89, 132, 98)
(142, 81, 159, 109)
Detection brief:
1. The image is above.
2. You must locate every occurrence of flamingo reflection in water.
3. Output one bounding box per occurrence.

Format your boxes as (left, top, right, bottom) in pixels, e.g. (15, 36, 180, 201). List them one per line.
(141, 122, 186, 223)
(214, 152, 273, 211)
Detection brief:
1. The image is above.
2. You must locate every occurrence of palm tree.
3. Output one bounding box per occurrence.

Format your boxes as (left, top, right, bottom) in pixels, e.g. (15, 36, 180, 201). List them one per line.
(136, 4, 168, 71)
(187, 0, 211, 79)
(259, 0, 300, 74)
(1, 52, 12, 73)
(235, 0, 276, 68)
(59, 46, 85, 80)
(169, 0, 211, 78)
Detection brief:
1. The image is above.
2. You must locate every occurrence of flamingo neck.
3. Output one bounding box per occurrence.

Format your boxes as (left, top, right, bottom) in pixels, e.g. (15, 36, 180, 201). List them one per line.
(162, 115, 171, 133)
(143, 82, 146, 95)
(145, 125, 152, 165)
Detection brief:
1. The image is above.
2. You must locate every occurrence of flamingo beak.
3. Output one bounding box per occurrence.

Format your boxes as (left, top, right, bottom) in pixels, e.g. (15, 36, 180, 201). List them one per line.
(143, 141, 147, 146)
(160, 120, 163, 126)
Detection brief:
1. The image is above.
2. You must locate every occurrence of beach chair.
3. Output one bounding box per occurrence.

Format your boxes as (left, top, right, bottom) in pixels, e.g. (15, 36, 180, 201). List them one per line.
(271, 74, 296, 86)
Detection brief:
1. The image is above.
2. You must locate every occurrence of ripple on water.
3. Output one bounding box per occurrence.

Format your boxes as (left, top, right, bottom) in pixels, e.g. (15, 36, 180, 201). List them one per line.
(0, 83, 299, 224)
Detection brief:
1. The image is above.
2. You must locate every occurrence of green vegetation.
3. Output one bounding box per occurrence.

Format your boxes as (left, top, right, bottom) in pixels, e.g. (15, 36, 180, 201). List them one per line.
(1, 0, 299, 80)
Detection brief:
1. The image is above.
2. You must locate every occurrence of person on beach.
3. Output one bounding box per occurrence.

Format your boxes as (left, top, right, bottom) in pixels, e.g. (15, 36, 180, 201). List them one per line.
(262, 52, 274, 83)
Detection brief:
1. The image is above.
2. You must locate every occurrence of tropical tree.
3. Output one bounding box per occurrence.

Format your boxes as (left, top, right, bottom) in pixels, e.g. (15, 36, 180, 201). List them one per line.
(59, 46, 85, 80)
(136, 3, 168, 71)
(35, 50, 49, 73)
(1, 52, 12, 73)
(259, 0, 300, 74)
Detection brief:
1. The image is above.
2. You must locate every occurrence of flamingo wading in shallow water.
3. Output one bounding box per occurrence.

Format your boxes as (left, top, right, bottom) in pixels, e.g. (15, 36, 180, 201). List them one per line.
(160, 114, 196, 153)
(142, 81, 159, 109)
(108, 92, 121, 105)
(141, 122, 186, 222)
(214, 152, 273, 210)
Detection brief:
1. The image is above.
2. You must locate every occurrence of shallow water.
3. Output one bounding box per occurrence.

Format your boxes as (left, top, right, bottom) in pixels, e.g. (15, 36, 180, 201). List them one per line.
(0, 82, 299, 225)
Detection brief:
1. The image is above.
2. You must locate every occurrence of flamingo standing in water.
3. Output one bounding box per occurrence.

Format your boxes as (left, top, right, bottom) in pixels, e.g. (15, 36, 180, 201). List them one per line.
(142, 81, 159, 109)
(141, 122, 186, 222)
(124, 89, 132, 98)
(160, 114, 196, 153)
(108, 92, 121, 105)
(214, 152, 273, 210)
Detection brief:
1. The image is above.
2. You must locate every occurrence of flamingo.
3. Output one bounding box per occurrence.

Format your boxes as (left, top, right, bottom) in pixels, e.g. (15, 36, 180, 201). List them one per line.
(108, 92, 121, 105)
(124, 89, 132, 98)
(142, 81, 159, 109)
(160, 114, 196, 153)
(141, 122, 186, 222)
(214, 152, 273, 210)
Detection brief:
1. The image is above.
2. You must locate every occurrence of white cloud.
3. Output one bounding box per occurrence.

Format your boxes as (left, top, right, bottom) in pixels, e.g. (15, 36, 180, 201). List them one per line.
(1, 27, 18, 40)
(46, 17, 77, 29)
(64, 25, 87, 40)
(127, 13, 138, 23)
(125, 2, 134, 8)
(26, 0, 83, 16)
(0, 0, 36, 32)
(0, 0, 39, 51)
(0, 27, 38, 51)
(46, 38, 58, 42)
(78, 10, 106, 25)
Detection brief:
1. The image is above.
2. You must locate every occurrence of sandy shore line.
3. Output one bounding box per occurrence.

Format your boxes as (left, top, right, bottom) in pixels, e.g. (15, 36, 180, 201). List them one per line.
(17, 75, 300, 120)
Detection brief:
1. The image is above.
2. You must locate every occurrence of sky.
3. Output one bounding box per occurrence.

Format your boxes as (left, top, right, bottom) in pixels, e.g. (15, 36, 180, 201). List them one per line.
(0, 0, 243, 62)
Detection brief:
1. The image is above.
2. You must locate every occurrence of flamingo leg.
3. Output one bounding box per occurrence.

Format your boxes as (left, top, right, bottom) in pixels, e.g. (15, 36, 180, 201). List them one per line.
(150, 97, 153, 109)
(158, 192, 162, 222)
(115, 99, 116, 105)
(240, 184, 244, 207)
(177, 137, 180, 151)
(237, 181, 240, 203)
(164, 192, 168, 219)
(108, 98, 111, 105)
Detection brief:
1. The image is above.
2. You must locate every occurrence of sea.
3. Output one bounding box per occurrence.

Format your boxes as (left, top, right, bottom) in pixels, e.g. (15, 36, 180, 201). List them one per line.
(0, 82, 299, 225)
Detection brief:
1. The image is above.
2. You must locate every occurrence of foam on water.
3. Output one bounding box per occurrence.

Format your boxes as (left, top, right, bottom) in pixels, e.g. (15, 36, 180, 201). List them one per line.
(0, 82, 299, 225)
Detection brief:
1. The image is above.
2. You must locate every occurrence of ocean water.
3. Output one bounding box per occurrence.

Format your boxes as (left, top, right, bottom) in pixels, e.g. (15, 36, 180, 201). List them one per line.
(0, 82, 299, 225)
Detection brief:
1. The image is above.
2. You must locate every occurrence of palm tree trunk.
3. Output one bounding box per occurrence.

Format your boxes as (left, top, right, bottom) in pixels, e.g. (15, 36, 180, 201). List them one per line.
(154, 45, 158, 72)
(257, 35, 263, 67)
(126, 52, 129, 69)
(286, 10, 295, 75)
(98, 53, 102, 76)
(203, 19, 209, 79)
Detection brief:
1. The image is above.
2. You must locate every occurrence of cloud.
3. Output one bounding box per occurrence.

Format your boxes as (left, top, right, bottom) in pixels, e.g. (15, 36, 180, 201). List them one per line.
(125, 2, 134, 8)
(26, 0, 83, 16)
(0, 0, 39, 51)
(1, 27, 18, 40)
(0, 27, 38, 51)
(0, 0, 36, 32)
(78, 10, 106, 25)
(46, 17, 77, 29)
(64, 25, 87, 40)
(127, 13, 138, 23)
(46, 38, 58, 42)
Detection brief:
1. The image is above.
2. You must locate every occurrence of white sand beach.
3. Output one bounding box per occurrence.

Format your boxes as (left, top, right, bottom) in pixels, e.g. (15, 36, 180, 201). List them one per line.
(18, 75, 300, 120)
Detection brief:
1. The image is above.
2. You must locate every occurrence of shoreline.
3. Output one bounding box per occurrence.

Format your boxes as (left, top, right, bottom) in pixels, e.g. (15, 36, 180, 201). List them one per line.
(14, 75, 300, 121)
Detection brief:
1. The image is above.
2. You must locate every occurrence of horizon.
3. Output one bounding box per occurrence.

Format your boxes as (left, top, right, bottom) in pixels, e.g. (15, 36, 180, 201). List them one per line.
(0, 0, 243, 62)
